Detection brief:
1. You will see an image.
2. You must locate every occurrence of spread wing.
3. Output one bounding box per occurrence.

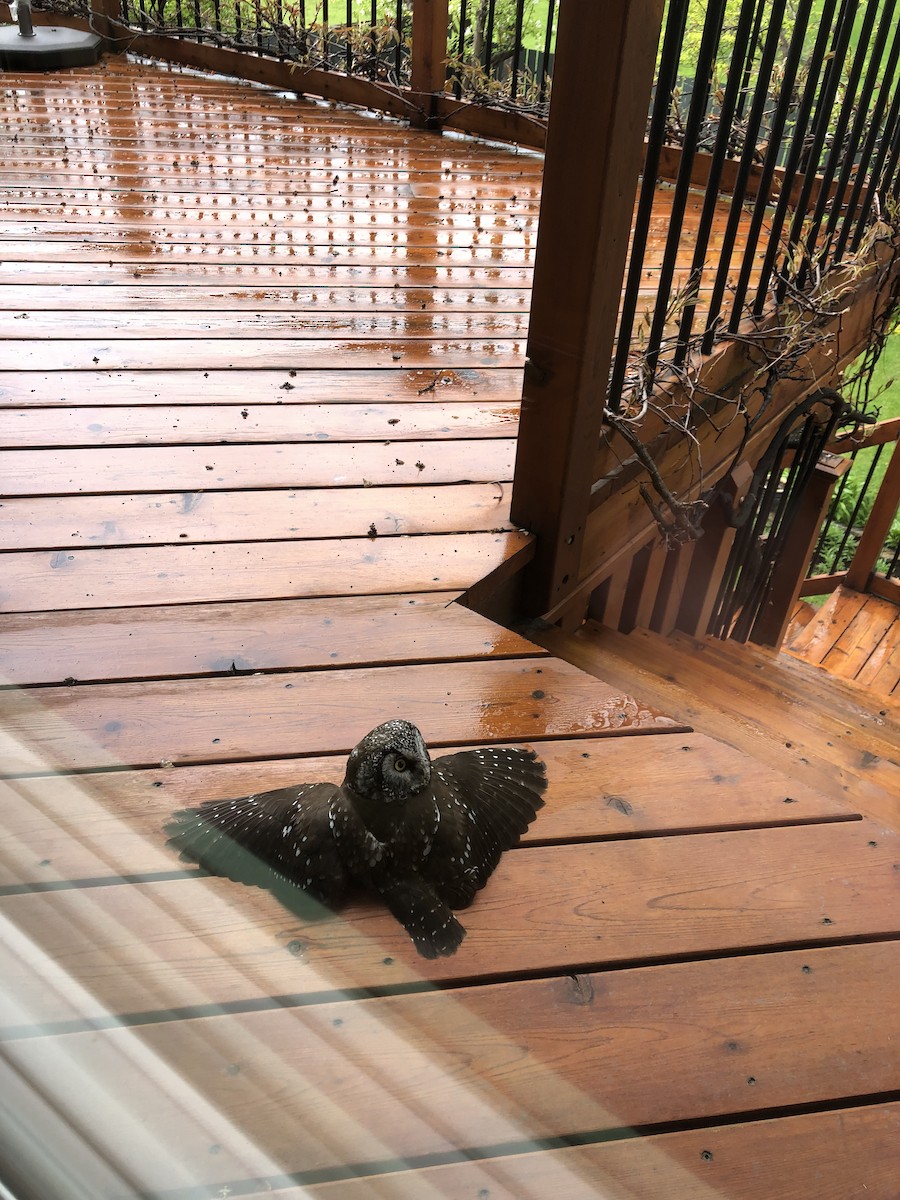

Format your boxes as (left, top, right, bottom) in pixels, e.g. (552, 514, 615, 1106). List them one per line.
(164, 782, 348, 909)
(426, 747, 546, 907)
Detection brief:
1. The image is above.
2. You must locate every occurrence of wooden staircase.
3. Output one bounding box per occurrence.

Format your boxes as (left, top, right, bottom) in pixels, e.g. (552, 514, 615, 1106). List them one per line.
(530, 619, 900, 833)
(786, 586, 900, 697)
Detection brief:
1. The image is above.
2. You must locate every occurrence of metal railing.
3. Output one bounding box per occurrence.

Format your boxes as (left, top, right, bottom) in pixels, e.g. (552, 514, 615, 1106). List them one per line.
(607, 0, 900, 413)
(117, 0, 412, 82)
(807, 416, 900, 589)
(447, 0, 557, 116)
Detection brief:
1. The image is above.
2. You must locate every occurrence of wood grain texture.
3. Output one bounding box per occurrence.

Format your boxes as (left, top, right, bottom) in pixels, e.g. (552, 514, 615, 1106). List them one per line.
(547, 622, 900, 830)
(0, 531, 531, 613)
(0, 367, 522, 407)
(5, 942, 900, 1190)
(0, 484, 516, 550)
(0, 656, 681, 774)
(0, 310, 531, 341)
(3, 822, 896, 1026)
(0, 731, 852, 887)
(0, 403, 521, 447)
(0, 440, 516, 495)
(0, 284, 533, 313)
(0, 338, 526, 372)
(268, 1104, 900, 1200)
(0, 592, 542, 686)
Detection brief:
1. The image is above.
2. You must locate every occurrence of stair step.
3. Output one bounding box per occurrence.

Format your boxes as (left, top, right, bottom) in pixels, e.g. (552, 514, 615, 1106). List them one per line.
(532, 620, 900, 831)
(666, 629, 900, 739)
(785, 587, 900, 698)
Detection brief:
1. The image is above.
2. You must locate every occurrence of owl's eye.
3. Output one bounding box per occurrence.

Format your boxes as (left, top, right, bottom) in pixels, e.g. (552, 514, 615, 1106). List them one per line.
(393, 755, 408, 772)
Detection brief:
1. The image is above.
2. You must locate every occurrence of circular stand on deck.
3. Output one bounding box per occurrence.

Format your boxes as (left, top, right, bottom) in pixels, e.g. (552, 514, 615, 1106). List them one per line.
(0, 24, 102, 70)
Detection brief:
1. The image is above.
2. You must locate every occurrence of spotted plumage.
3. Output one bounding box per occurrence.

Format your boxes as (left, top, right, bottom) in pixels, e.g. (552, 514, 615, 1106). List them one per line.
(164, 719, 546, 958)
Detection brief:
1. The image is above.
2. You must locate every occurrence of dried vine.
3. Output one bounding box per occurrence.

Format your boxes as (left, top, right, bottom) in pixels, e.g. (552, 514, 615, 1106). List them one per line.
(603, 196, 900, 547)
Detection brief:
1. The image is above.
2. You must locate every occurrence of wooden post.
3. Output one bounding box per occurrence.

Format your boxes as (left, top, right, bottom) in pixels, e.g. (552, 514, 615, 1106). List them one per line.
(91, 0, 124, 48)
(845, 435, 900, 593)
(752, 453, 850, 647)
(510, 0, 667, 617)
(676, 461, 754, 638)
(410, 0, 450, 129)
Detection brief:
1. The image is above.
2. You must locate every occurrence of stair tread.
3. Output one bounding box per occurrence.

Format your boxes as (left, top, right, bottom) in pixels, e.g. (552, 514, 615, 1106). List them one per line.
(531, 620, 900, 832)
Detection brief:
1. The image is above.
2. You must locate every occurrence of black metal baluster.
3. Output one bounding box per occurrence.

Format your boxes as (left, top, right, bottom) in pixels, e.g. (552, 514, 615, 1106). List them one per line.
(751, 0, 841, 315)
(642, 0, 726, 383)
(854, 28, 900, 223)
(539, 0, 555, 107)
(483, 0, 496, 72)
(725, 0, 813, 327)
(795, 0, 879, 290)
(454, 0, 467, 98)
(510, 0, 525, 102)
(703, 0, 788, 351)
(777, 0, 859, 298)
(840, 0, 900, 253)
(830, 447, 884, 570)
(675, 0, 760, 362)
(844, 4, 900, 247)
(735, 0, 766, 123)
(607, 0, 690, 413)
(822, 0, 897, 259)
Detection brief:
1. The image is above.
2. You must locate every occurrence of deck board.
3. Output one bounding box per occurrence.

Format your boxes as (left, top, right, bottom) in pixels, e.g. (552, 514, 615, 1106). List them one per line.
(0, 56, 896, 1198)
(0, 733, 853, 889)
(5, 943, 900, 1192)
(3, 821, 895, 1031)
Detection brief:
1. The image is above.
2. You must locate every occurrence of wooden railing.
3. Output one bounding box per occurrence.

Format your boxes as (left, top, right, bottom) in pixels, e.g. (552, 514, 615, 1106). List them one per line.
(803, 417, 900, 605)
(17, 0, 551, 147)
(512, 0, 900, 625)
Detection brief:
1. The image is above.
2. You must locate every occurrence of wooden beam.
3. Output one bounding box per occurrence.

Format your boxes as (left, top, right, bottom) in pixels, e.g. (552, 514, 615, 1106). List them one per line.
(410, 0, 450, 128)
(846, 435, 900, 592)
(752, 454, 851, 648)
(511, 0, 666, 616)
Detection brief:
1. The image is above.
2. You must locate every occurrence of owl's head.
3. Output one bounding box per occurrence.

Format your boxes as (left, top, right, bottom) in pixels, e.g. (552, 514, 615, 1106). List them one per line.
(344, 719, 432, 804)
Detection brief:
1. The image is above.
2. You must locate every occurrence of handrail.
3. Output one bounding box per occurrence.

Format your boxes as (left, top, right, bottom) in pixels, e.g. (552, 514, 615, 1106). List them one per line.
(804, 418, 900, 598)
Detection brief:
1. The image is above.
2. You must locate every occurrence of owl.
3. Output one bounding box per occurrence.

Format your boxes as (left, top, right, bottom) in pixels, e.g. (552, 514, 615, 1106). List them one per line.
(164, 720, 546, 959)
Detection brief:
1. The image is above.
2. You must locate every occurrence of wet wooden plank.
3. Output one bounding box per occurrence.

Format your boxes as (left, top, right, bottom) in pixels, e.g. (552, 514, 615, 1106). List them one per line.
(0, 310, 529, 341)
(0, 368, 522, 407)
(821, 595, 900, 682)
(544, 622, 900, 827)
(2, 822, 896, 1028)
(4, 942, 899, 1190)
(0, 262, 535, 287)
(281, 1104, 900, 1200)
(787, 587, 871, 663)
(0, 483, 516, 550)
(0, 226, 536, 257)
(0, 656, 680, 774)
(0, 531, 530, 613)
(0, 338, 525, 372)
(0, 241, 537, 270)
(0, 404, 520, 449)
(0, 592, 542, 686)
(0, 440, 516, 495)
(0, 732, 852, 887)
(0, 284, 533, 312)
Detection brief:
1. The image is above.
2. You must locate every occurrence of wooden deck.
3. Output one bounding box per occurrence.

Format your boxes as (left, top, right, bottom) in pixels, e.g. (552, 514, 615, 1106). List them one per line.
(1, 56, 899, 1199)
(787, 586, 900, 697)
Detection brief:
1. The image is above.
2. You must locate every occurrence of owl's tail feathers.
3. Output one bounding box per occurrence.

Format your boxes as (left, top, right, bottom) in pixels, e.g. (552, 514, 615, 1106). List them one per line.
(379, 876, 466, 959)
